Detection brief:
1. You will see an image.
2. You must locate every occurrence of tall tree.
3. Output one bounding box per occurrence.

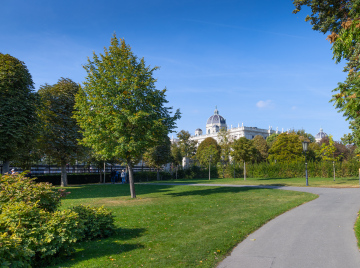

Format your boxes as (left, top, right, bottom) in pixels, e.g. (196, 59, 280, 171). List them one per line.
(143, 135, 172, 180)
(217, 128, 233, 166)
(170, 142, 182, 179)
(176, 130, 197, 166)
(0, 53, 38, 174)
(74, 35, 180, 198)
(268, 133, 303, 163)
(252, 135, 268, 162)
(196, 137, 221, 166)
(37, 78, 83, 186)
(292, 1, 360, 148)
(231, 137, 257, 180)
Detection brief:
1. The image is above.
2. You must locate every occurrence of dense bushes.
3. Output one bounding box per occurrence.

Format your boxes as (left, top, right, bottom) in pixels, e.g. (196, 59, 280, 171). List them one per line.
(0, 173, 115, 267)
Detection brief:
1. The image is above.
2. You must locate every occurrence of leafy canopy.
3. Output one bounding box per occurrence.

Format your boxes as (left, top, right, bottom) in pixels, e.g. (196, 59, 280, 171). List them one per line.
(0, 53, 37, 166)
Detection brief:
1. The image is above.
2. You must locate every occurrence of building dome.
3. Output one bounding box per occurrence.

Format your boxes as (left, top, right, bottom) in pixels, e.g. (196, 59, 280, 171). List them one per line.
(315, 128, 327, 143)
(206, 107, 226, 125)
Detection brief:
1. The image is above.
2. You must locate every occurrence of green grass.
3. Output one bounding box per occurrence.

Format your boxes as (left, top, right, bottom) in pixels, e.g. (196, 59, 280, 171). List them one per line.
(152, 176, 360, 188)
(45, 183, 317, 268)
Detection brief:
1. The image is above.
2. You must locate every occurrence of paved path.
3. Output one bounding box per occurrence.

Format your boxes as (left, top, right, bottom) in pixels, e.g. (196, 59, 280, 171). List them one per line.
(149, 183, 360, 267)
(215, 185, 360, 268)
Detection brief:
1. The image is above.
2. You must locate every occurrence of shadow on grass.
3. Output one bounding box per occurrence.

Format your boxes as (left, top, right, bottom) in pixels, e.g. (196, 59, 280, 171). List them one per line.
(43, 227, 146, 267)
(164, 185, 286, 197)
(63, 184, 178, 200)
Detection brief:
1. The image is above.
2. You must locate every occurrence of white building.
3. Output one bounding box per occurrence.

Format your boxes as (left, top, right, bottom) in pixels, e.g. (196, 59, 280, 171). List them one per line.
(315, 128, 328, 143)
(190, 107, 278, 144)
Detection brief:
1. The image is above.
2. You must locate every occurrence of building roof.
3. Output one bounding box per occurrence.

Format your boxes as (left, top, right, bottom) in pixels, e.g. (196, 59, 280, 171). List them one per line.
(206, 107, 226, 125)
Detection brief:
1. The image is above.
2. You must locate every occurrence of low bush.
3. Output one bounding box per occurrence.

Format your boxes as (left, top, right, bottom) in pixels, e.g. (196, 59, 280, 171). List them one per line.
(70, 205, 115, 241)
(0, 173, 115, 267)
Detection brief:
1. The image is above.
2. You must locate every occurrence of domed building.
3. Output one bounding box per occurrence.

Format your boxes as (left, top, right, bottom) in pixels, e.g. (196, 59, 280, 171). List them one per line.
(315, 128, 328, 143)
(191, 107, 278, 144)
(206, 107, 227, 134)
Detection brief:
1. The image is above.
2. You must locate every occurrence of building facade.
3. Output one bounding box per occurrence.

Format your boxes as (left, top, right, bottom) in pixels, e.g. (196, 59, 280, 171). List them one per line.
(190, 107, 277, 144)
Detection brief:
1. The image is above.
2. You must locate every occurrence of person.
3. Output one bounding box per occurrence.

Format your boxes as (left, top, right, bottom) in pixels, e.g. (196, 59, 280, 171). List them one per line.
(11, 169, 15, 175)
(121, 169, 126, 184)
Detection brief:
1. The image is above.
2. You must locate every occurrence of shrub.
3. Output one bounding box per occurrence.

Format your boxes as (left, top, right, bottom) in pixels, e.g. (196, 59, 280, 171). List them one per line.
(70, 205, 115, 241)
(0, 173, 63, 212)
(0, 173, 116, 267)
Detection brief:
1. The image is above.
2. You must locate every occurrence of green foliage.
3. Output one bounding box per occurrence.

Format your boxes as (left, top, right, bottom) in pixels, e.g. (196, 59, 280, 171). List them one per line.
(176, 130, 197, 159)
(170, 142, 182, 167)
(320, 135, 339, 161)
(217, 128, 233, 165)
(268, 133, 303, 163)
(252, 135, 268, 162)
(196, 137, 221, 167)
(0, 53, 38, 173)
(74, 34, 180, 198)
(266, 132, 279, 147)
(70, 205, 115, 241)
(231, 137, 257, 163)
(0, 173, 63, 212)
(38, 78, 83, 187)
(292, 1, 360, 150)
(0, 173, 116, 267)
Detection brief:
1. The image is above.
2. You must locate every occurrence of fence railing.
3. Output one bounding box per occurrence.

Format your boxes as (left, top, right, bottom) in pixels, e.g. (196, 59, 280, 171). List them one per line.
(0, 164, 155, 175)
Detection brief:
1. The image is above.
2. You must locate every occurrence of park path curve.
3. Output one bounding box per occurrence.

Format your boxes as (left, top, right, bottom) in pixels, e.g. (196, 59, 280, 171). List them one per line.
(147, 183, 360, 268)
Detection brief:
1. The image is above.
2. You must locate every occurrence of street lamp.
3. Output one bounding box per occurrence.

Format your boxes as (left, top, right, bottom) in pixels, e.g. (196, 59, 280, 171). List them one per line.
(302, 141, 309, 186)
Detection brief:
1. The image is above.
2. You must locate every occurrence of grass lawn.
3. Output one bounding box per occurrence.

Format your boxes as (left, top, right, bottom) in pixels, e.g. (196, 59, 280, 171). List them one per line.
(152, 176, 360, 188)
(45, 183, 317, 268)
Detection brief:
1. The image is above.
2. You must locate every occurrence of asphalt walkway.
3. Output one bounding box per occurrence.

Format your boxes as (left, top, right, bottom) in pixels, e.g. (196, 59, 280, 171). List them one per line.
(151, 183, 360, 267)
(215, 185, 360, 268)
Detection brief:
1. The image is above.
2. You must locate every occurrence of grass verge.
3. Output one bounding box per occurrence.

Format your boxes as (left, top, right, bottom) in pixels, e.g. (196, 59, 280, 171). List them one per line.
(46, 184, 317, 268)
(151, 176, 360, 188)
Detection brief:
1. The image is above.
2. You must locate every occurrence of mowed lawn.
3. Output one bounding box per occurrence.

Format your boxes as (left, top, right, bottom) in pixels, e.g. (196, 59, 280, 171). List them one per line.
(47, 184, 317, 268)
(155, 176, 360, 188)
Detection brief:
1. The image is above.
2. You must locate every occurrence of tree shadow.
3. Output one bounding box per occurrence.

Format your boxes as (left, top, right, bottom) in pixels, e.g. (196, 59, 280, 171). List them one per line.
(62, 184, 177, 200)
(42, 227, 146, 267)
(164, 185, 282, 197)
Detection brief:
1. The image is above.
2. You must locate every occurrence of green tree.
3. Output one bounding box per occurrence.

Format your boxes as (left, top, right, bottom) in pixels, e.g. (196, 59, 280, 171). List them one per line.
(0, 53, 38, 174)
(38, 78, 83, 187)
(266, 133, 279, 147)
(177, 130, 197, 158)
(74, 35, 180, 198)
(320, 135, 340, 181)
(268, 133, 303, 163)
(292, 1, 360, 149)
(231, 137, 257, 180)
(170, 142, 182, 179)
(196, 137, 221, 167)
(252, 135, 268, 162)
(217, 128, 233, 166)
(143, 135, 172, 180)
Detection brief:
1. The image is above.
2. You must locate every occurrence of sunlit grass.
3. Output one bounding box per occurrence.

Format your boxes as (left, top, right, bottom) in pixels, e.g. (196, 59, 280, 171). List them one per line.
(46, 184, 317, 268)
(153, 176, 360, 188)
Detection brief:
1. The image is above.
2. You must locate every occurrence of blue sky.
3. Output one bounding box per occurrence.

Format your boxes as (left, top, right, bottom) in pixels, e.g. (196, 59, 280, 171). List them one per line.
(1, 0, 349, 140)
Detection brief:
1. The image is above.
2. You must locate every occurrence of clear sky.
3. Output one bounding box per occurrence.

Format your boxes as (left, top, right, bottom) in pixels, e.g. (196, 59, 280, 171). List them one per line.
(1, 0, 350, 140)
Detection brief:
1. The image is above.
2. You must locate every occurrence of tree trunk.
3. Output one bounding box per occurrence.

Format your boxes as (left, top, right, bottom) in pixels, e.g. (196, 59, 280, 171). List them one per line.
(104, 161, 106, 183)
(127, 161, 136, 198)
(157, 168, 160, 181)
(176, 166, 178, 180)
(244, 161, 246, 181)
(61, 164, 68, 187)
(2, 160, 10, 174)
(209, 160, 211, 180)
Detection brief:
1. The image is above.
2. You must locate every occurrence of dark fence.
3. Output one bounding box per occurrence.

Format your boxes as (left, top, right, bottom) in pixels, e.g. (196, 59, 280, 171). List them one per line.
(0, 164, 154, 175)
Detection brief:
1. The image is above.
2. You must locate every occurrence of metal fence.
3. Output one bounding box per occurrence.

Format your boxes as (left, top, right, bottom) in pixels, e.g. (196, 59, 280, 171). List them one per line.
(0, 164, 155, 175)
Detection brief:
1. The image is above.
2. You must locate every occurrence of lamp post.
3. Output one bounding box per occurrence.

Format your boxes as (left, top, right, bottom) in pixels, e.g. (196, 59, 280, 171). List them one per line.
(302, 141, 309, 186)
